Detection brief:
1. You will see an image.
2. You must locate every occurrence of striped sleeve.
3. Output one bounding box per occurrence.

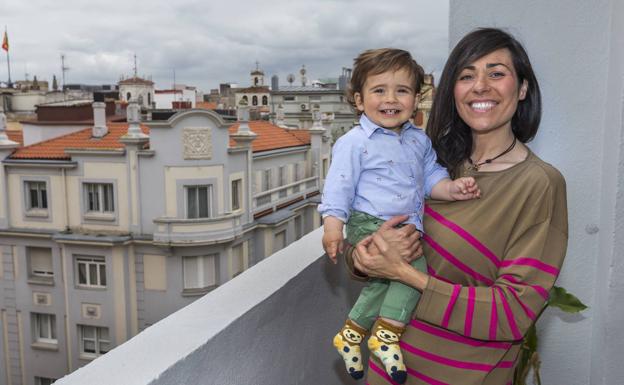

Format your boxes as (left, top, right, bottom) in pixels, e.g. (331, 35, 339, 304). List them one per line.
(416, 181, 568, 342)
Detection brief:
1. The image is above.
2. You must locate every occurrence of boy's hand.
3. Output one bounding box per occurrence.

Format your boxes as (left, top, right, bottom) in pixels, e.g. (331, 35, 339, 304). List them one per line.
(449, 177, 481, 200)
(323, 230, 344, 264)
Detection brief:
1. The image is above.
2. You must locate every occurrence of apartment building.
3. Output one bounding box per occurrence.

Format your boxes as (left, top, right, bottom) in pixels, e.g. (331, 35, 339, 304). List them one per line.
(0, 99, 330, 384)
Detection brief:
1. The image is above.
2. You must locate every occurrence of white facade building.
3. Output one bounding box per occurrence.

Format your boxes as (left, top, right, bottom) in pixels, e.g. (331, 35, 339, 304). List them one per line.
(0, 101, 330, 384)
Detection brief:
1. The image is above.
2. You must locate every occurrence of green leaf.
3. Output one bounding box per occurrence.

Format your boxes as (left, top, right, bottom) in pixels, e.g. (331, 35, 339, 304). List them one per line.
(548, 286, 588, 313)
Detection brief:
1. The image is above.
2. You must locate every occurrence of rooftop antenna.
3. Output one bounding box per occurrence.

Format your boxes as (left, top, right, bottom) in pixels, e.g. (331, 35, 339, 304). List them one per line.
(255, 60, 260, 71)
(300, 65, 307, 87)
(287, 73, 295, 86)
(60, 54, 69, 98)
(133, 53, 138, 78)
(24, 63, 29, 82)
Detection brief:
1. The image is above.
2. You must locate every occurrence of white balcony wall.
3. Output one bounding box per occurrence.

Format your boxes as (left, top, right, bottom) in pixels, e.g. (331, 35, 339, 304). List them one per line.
(54, 228, 366, 385)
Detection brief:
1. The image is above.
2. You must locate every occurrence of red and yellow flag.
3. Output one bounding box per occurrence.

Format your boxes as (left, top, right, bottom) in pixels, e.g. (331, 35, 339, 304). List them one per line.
(1, 31, 8, 52)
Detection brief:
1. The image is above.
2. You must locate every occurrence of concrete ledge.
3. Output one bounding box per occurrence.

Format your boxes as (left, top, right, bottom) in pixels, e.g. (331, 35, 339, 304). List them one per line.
(54, 227, 366, 385)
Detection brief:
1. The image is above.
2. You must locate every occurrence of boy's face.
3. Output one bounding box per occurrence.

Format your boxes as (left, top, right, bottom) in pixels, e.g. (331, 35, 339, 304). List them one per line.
(354, 68, 419, 132)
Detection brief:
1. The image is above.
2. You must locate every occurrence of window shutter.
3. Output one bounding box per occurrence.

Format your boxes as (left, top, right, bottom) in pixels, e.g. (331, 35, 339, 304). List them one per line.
(203, 255, 216, 287)
(30, 248, 53, 275)
(184, 256, 199, 288)
(254, 170, 263, 194)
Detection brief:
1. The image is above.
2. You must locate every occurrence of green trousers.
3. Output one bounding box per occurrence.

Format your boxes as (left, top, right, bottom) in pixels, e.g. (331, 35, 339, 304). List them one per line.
(346, 211, 426, 330)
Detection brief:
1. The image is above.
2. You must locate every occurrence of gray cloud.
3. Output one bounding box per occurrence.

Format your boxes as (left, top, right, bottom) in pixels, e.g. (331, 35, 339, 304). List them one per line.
(2, 0, 448, 92)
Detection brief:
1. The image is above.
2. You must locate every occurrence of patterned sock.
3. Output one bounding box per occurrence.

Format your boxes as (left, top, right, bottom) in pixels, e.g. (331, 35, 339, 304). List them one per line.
(367, 318, 407, 384)
(333, 319, 368, 380)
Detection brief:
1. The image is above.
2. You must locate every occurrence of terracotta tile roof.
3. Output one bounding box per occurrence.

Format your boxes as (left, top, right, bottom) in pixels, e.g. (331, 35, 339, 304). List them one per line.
(196, 101, 218, 110)
(229, 121, 310, 153)
(6, 131, 23, 146)
(118, 76, 154, 86)
(10, 123, 149, 160)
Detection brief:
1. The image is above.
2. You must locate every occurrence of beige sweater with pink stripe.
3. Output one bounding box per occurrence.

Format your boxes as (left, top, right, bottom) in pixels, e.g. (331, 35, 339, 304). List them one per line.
(363, 150, 568, 385)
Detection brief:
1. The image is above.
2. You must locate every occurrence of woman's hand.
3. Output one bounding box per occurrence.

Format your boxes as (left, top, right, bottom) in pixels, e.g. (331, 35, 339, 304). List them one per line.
(353, 215, 430, 291)
(353, 215, 423, 280)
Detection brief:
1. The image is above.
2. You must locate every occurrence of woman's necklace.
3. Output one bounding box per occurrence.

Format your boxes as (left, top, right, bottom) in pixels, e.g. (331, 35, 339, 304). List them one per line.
(466, 137, 517, 171)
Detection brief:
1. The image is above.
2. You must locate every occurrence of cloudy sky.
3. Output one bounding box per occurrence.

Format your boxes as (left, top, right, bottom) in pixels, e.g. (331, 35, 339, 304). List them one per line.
(1, 0, 448, 92)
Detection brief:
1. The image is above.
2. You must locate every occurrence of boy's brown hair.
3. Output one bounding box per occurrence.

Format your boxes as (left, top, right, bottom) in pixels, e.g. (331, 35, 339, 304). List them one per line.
(347, 48, 425, 114)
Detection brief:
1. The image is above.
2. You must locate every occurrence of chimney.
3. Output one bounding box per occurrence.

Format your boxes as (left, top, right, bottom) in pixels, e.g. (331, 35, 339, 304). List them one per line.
(92, 93, 108, 138)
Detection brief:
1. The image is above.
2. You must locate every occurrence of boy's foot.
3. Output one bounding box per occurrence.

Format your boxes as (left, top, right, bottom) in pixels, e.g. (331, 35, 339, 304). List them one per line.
(333, 319, 367, 380)
(367, 318, 407, 384)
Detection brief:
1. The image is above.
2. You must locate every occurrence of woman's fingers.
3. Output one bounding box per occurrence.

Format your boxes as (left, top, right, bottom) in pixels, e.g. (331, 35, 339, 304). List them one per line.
(378, 215, 409, 232)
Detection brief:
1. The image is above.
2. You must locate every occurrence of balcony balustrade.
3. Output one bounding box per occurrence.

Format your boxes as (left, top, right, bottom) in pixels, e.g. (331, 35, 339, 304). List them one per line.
(253, 176, 319, 212)
(153, 212, 243, 246)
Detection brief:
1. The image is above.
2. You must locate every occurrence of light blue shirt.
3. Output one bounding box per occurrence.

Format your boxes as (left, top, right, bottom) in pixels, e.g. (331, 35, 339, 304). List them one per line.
(318, 114, 449, 231)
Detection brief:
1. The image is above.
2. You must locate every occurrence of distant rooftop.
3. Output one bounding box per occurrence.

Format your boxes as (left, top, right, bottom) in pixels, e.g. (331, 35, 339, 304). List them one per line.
(272, 86, 343, 93)
(118, 76, 154, 86)
(9, 123, 150, 160)
(37, 99, 93, 107)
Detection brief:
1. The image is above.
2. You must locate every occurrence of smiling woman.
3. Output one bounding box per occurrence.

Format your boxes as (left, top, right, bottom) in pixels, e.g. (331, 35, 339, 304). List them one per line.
(347, 28, 568, 385)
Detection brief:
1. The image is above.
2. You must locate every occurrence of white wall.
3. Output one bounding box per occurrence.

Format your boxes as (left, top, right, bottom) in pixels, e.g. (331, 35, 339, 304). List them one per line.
(53, 228, 366, 385)
(449, 1, 623, 384)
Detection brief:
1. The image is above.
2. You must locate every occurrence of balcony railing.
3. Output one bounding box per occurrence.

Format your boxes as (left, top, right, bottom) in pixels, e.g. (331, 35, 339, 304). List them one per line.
(152, 212, 243, 246)
(54, 228, 366, 385)
(253, 176, 319, 212)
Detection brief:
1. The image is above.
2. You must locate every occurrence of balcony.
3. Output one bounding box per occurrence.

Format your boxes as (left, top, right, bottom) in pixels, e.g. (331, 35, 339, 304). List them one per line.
(152, 212, 243, 246)
(253, 176, 319, 213)
(54, 228, 366, 384)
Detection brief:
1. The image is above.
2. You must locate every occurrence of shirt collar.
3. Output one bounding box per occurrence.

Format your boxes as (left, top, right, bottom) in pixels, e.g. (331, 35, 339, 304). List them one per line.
(358, 114, 415, 138)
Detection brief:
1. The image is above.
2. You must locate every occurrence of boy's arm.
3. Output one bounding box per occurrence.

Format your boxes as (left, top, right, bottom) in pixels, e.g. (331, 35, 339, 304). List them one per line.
(430, 177, 481, 201)
(318, 133, 362, 222)
(322, 216, 345, 264)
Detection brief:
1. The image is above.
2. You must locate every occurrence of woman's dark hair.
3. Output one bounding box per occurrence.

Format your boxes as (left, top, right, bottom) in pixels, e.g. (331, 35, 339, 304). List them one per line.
(427, 28, 542, 176)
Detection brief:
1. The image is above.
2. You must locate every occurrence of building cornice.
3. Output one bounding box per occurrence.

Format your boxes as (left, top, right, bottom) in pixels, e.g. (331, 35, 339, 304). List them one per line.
(2, 159, 78, 168)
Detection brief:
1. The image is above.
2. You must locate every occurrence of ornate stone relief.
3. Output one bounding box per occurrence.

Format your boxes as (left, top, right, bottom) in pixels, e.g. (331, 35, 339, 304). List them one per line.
(183, 127, 212, 159)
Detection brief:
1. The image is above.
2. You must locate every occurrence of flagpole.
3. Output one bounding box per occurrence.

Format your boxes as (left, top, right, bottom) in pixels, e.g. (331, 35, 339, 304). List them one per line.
(3, 27, 10, 87)
(6, 49, 11, 87)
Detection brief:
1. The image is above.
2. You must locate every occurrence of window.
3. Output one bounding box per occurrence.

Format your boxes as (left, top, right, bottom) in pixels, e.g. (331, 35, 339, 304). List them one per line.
(252, 95, 258, 106)
(292, 163, 300, 193)
(231, 244, 244, 278)
(183, 254, 217, 290)
(84, 183, 114, 213)
(78, 325, 110, 358)
(27, 247, 53, 281)
(242, 95, 248, 102)
(32, 313, 57, 345)
(262, 169, 271, 192)
(274, 231, 286, 252)
(35, 377, 56, 385)
(284, 96, 295, 101)
(186, 185, 213, 219)
(262, 95, 268, 105)
(294, 216, 303, 240)
(126, 92, 131, 101)
(25, 181, 47, 210)
(231, 179, 242, 211)
(76, 256, 106, 288)
(278, 166, 287, 198)
(147, 93, 151, 106)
